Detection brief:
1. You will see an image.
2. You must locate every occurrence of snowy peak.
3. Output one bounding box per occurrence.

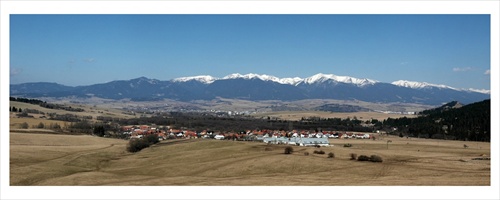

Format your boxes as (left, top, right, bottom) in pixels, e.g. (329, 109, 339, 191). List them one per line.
(222, 73, 279, 82)
(173, 75, 217, 84)
(280, 77, 303, 85)
(392, 80, 490, 94)
(302, 73, 378, 86)
(465, 88, 490, 94)
(392, 80, 458, 90)
(222, 73, 304, 85)
(392, 80, 431, 89)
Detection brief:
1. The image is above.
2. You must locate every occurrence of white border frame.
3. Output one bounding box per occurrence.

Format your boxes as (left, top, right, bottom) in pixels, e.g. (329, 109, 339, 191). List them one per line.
(1, 1, 499, 200)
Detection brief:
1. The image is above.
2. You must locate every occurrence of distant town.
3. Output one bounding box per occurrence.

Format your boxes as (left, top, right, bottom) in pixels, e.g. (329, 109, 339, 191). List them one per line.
(122, 124, 376, 147)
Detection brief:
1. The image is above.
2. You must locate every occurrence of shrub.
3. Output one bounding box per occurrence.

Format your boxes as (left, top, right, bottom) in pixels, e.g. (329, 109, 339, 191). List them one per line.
(19, 122, 29, 129)
(328, 152, 335, 158)
(126, 134, 160, 153)
(144, 134, 159, 145)
(304, 152, 309, 156)
(284, 146, 294, 154)
(93, 125, 106, 137)
(127, 138, 150, 153)
(343, 143, 352, 147)
(350, 153, 357, 160)
(357, 155, 371, 161)
(356, 154, 383, 162)
(370, 155, 383, 162)
(265, 147, 273, 151)
(49, 123, 61, 129)
(314, 150, 325, 154)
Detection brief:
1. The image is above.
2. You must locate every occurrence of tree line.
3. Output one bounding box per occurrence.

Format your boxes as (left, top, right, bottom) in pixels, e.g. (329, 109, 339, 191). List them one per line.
(109, 112, 375, 133)
(10, 97, 85, 112)
(382, 99, 490, 141)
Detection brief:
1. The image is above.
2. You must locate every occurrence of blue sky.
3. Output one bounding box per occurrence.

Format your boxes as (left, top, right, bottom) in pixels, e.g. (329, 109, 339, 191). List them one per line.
(10, 14, 491, 90)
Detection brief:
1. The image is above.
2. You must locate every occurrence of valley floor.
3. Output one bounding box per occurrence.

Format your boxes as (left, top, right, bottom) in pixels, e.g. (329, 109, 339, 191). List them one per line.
(10, 131, 490, 186)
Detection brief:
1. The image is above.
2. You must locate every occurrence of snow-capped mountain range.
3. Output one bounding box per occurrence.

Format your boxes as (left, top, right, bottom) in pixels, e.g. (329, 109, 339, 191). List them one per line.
(174, 73, 489, 94)
(10, 73, 490, 105)
(173, 73, 378, 86)
(173, 73, 305, 85)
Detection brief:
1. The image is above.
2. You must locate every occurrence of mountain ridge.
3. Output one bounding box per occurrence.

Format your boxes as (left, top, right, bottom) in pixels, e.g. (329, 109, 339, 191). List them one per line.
(10, 73, 490, 105)
(173, 73, 488, 93)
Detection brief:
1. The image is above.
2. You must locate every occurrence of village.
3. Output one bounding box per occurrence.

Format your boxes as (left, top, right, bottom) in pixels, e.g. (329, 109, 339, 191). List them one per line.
(121, 124, 373, 146)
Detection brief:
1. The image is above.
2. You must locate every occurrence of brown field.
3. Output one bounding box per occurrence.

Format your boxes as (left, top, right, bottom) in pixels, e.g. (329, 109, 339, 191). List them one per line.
(10, 131, 490, 186)
(9, 116, 70, 129)
(252, 110, 418, 121)
(9, 101, 136, 121)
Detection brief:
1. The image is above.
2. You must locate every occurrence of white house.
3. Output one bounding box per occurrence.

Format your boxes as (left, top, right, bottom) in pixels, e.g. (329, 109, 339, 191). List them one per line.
(263, 137, 330, 146)
(214, 135, 225, 140)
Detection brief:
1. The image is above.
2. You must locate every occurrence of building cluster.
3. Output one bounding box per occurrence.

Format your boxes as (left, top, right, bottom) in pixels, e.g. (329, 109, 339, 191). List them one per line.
(120, 125, 373, 146)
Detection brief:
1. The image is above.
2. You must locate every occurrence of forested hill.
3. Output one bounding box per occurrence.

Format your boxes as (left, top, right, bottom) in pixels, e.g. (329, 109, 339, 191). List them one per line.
(383, 99, 490, 141)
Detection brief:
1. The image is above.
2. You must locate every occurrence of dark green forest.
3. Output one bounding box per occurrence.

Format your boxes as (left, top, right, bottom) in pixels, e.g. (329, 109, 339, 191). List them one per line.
(383, 99, 490, 141)
(106, 112, 374, 133)
(10, 97, 85, 112)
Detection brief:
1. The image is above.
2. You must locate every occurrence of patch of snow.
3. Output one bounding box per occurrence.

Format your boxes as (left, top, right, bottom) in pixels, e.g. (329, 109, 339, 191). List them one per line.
(280, 77, 303, 85)
(222, 73, 280, 82)
(173, 75, 218, 84)
(222, 73, 302, 85)
(465, 88, 490, 94)
(302, 73, 378, 86)
(392, 80, 458, 90)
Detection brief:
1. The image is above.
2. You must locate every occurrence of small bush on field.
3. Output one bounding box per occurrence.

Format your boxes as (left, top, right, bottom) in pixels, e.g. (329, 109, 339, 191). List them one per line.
(19, 122, 29, 129)
(313, 150, 325, 154)
(350, 153, 357, 160)
(304, 152, 309, 156)
(127, 134, 160, 153)
(265, 147, 273, 151)
(143, 134, 159, 145)
(127, 139, 151, 153)
(357, 154, 384, 162)
(344, 143, 352, 148)
(328, 152, 335, 158)
(370, 155, 383, 162)
(357, 155, 371, 161)
(284, 146, 294, 154)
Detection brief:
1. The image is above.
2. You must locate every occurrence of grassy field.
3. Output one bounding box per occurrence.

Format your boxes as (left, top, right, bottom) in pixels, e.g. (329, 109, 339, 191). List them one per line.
(10, 131, 490, 186)
(10, 101, 136, 121)
(9, 115, 70, 129)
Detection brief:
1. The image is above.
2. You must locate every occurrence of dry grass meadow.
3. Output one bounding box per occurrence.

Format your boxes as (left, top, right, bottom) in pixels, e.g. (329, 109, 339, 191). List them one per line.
(10, 131, 490, 186)
(10, 101, 136, 122)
